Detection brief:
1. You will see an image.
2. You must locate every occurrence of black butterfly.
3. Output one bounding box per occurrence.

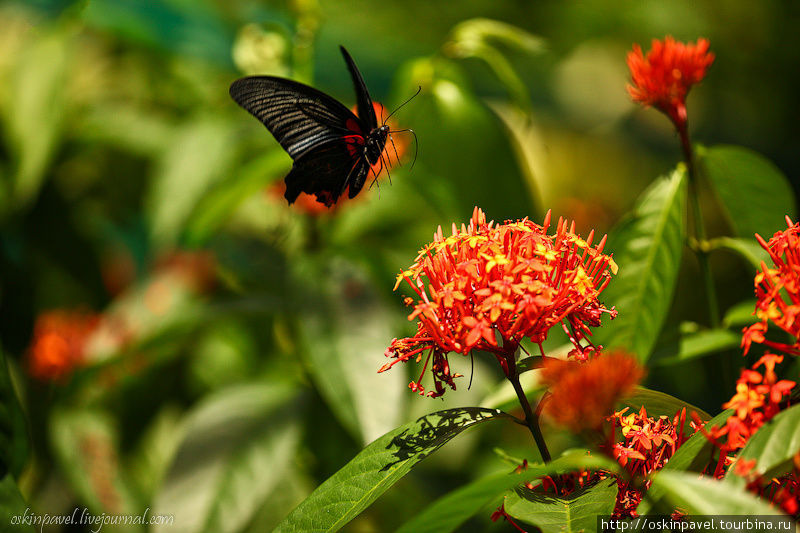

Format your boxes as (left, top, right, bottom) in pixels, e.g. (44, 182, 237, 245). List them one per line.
(230, 46, 409, 207)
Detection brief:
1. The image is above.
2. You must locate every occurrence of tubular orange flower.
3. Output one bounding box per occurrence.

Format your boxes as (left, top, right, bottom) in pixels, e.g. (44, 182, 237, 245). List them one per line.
(382, 207, 618, 397)
(28, 310, 100, 381)
(627, 36, 714, 128)
(743, 216, 800, 356)
(539, 351, 644, 432)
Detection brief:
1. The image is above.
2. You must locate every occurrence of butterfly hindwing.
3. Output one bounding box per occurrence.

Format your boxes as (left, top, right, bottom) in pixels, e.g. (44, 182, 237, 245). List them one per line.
(284, 141, 369, 206)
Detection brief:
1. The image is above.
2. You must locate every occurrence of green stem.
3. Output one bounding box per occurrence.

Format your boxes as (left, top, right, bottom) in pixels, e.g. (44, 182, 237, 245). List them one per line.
(678, 121, 720, 329)
(505, 345, 551, 462)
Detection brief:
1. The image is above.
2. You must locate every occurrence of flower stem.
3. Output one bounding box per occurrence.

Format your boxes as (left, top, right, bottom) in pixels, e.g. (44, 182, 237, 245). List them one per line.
(506, 352, 551, 462)
(678, 121, 720, 328)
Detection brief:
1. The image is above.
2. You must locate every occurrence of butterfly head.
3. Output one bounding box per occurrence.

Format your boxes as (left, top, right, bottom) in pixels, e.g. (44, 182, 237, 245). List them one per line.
(365, 125, 389, 165)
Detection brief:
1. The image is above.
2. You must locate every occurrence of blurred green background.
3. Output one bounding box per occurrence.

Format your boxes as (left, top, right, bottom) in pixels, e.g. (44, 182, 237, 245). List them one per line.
(0, 0, 798, 531)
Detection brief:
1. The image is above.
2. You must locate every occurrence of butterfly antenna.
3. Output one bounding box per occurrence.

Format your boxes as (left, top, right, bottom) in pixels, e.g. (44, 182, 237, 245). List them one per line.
(383, 86, 422, 125)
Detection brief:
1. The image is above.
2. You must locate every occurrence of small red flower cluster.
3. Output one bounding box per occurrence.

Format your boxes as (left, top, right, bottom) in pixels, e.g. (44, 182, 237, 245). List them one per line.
(28, 310, 100, 381)
(736, 456, 800, 516)
(539, 352, 644, 432)
(627, 36, 715, 128)
(703, 354, 795, 477)
(382, 207, 618, 397)
(742, 217, 800, 356)
(608, 407, 692, 518)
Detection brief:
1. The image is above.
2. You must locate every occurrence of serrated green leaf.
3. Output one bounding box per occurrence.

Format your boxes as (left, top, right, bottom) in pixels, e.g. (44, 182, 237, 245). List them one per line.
(728, 403, 800, 488)
(504, 478, 618, 533)
(711, 236, 770, 271)
(620, 386, 711, 422)
(0, 474, 35, 533)
(152, 383, 303, 533)
(699, 145, 796, 239)
(649, 470, 783, 516)
(396, 450, 620, 533)
(595, 169, 687, 362)
(273, 407, 512, 533)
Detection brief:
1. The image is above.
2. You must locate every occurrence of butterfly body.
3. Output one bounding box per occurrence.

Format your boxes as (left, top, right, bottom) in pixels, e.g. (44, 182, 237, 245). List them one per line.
(230, 46, 389, 207)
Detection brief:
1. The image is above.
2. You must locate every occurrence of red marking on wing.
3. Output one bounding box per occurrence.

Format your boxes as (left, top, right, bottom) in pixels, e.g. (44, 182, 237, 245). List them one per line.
(345, 118, 363, 135)
(342, 134, 364, 159)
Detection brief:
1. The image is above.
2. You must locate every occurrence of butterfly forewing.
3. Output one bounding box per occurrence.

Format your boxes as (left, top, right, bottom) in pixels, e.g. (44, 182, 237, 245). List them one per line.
(229, 76, 360, 160)
(339, 46, 378, 133)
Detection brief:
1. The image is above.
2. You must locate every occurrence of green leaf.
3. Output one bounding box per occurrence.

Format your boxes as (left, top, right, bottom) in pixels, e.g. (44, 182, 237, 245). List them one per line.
(723, 300, 758, 329)
(295, 257, 406, 445)
(711, 236, 770, 271)
(445, 19, 545, 112)
(0, 474, 35, 532)
(152, 382, 303, 533)
(648, 470, 783, 516)
(594, 169, 687, 362)
(650, 326, 741, 367)
(0, 348, 27, 479)
(636, 409, 734, 515)
(394, 57, 535, 220)
(146, 117, 237, 247)
(5, 31, 69, 208)
(699, 145, 796, 239)
(620, 386, 711, 422)
(396, 450, 620, 533)
(504, 478, 618, 533)
(49, 409, 141, 527)
(185, 149, 289, 245)
(728, 403, 800, 488)
(273, 407, 512, 533)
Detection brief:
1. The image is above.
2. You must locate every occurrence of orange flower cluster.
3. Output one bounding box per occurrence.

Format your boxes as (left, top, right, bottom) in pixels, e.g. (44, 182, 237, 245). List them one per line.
(382, 207, 618, 397)
(608, 406, 692, 518)
(702, 354, 795, 477)
(28, 310, 99, 381)
(540, 352, 644, 432)
(742, 217, 800, 356)
(627, 36, 714, 128)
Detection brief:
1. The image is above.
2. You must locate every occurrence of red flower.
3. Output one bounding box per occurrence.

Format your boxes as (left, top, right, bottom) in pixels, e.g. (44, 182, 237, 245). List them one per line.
(702, 353, 796, 478)
(28, 310, 100, 381)
(539, 352, 644, 432)
(627, 36, 714, 128)
(743, 217, 800, 356)
(382, 207, 618, 397)
(606, 406, 693, 518)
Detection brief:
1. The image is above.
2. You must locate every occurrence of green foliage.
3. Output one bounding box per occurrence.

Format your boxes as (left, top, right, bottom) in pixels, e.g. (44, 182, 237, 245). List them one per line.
(0, 2, 798, 532)
(594, 169, 687, 362)
(274, 408, 512, 533)
(700, 145, 796, 239)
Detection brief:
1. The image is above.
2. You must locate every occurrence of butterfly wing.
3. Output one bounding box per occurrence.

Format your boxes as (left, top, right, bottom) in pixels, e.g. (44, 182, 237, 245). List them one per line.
(229, 76, 361, 160)
(340, 46, 378, 132)
(285, 141, 369, 206)
(230, 75, 371, 205)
